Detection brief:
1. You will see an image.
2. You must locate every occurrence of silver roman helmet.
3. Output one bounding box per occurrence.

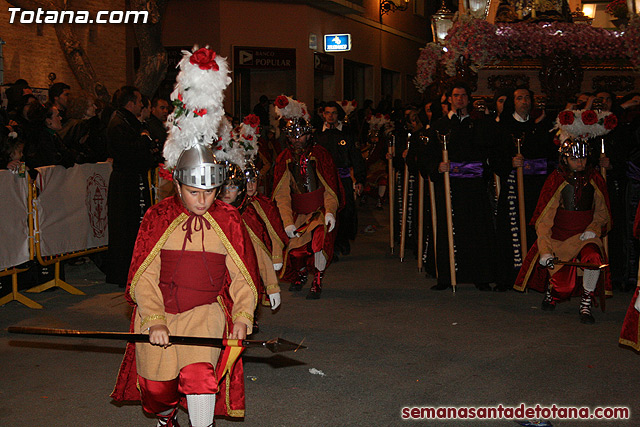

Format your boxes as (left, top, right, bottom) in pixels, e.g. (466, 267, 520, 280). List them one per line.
(173, 144, 226, 189)
(559, 138, 589, 159)
(281, 117, 313, 139)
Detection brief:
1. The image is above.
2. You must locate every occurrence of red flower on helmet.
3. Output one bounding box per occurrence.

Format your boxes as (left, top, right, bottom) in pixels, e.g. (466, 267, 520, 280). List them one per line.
(375, 113, 382, 118)
(342, 100, 348, 106)
(603, 113, 618, 130)
(581, 110, 598, 126)
(558, 110, 574, 125)
(243, 114, 260, 128)
(384, 114, 391, 120)
(275, 95, 289, 109)
(193, 109, 207, 117)
(189, 48, 219, 71)
(352, 100, 358, 108)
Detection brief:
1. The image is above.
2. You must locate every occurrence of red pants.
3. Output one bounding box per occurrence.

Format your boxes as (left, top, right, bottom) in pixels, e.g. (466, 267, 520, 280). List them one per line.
(550, 243, 602, 300)
(287, 226, 326, 273)
(138, 362, 217, 416)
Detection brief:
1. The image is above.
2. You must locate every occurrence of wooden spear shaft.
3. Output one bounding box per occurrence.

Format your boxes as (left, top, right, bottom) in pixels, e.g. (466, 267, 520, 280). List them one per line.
(516, 137, 528, 252)
(399, 134, 411, 262)
(388, 136, 395, 254)
(417, 174, 425, 271)
(441, 137, 457, 292)
(601, 138, 609, 257)
(428, 176, 438, 278)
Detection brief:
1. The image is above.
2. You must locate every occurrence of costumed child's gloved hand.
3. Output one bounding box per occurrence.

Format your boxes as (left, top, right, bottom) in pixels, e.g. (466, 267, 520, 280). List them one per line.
(273, 263, 283, 271)
(285, 225, 299, 238)
(580, 231, 596, 241)
(539, 254, 554, 268)
(269, 292, 281, 310)
(325, 213, 336, 232)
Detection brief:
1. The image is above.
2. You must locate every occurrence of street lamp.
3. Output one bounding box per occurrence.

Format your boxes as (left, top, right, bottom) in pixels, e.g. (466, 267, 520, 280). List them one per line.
(431, 0, 454, 44)
(465, 0, 490, 18)
(380, 0, 409, 16)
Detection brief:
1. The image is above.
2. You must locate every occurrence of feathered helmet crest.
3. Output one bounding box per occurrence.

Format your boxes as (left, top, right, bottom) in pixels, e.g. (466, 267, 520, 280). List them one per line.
(162, 45, 232, 189)
(367, 113, 395, 136)
(274, 95, 312, 138)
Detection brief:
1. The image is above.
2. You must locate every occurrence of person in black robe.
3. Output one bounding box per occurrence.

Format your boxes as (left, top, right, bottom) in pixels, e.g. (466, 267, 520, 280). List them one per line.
(105, 86, 156, 286)
(423, 82, 497, 291)
(489, 87, 557, 291)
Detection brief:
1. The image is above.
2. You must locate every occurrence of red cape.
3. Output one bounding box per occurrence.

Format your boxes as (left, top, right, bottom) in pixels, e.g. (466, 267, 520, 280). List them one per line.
(251, 192, 289, 249)
(514, 169, 612, 300)
(110, 196, 260, 418)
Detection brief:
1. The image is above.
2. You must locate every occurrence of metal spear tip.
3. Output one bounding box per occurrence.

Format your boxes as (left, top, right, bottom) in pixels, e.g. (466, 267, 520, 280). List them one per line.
(259, 338, 307, 353)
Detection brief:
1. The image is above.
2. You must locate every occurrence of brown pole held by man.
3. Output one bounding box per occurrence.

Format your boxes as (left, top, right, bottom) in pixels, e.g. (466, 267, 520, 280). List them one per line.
(515, 135, 528, 252)
(399, 134, 411, 262)
(600, 138, 609, 258)
(439, 132, 457, 292)
(388, 135, 395, 254)
(428, 176, 438, 278)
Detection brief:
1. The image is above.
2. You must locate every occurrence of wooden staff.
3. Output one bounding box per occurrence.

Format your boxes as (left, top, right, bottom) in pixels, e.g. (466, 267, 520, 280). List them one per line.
(439, 132, 456, 292)
(601, 138, 609, 257)
(428, 176, 438, 278)
(399, 133, 411, 262)
(515, 136, 528, 252)
(388, 135, 395, 254)
(417, 174, 425, 271)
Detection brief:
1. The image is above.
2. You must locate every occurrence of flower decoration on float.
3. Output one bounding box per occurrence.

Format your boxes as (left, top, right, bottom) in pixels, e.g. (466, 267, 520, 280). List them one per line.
(414, 15, 640, 92)
(554, 109, 618, 143)
(163, 45, 232, 171)
(366, 112, 395, 136)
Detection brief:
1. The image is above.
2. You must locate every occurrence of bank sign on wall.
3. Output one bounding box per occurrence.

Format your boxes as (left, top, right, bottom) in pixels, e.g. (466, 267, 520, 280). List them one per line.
(324, 34, 351, 52)
(234, 46, 296, 70)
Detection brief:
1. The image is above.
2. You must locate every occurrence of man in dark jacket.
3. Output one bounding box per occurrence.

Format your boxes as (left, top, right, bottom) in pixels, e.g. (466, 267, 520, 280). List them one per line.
(315, 101, 366, 256)
(105, 86, 156, 286)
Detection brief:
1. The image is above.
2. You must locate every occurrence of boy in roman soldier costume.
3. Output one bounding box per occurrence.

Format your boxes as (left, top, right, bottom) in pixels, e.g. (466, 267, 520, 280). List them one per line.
(514, 138, 612, 324)
(111, 46, 259, 427)
(215, 115, 282, 312)
(272, 95, 344, 299)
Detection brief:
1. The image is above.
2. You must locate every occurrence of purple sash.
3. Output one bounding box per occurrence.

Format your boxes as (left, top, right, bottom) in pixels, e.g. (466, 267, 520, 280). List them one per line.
(628, 161, 640, 182)
(449, 161, 483, 179)
(337, 167, 351, 179)
(523, 158, 548, 175)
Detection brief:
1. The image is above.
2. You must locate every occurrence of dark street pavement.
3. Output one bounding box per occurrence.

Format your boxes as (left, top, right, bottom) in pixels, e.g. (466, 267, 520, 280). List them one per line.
(1, 202, 638, 426)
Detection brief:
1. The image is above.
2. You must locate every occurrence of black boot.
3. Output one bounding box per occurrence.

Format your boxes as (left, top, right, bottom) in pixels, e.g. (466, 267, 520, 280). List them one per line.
(289, 269, 307, 291)
(541, 287, 556, 311)
(579, 289, 595, 324)
(306, 270, 323, 299)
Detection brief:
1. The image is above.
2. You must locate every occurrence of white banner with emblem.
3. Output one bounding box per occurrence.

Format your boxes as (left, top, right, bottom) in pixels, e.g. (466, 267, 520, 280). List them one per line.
(35, 163, 111, 257)
(0, 170, 30, 270)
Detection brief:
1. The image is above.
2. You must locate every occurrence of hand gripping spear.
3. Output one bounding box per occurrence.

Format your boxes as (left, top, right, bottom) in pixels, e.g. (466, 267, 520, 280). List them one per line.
(7, 327, 306, 353)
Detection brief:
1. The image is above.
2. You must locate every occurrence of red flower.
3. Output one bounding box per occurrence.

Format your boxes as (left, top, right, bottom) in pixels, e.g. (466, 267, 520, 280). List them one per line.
(581, 110, 598, 126)
(384, 114, 391, 120)
(193, 108, 207, 117)
(275, 95, 289, 109)
(352, 100, 357, 108)
(178, 93, 183, 102)
(365, 114, 372, 121)
(243, 114, 260, 128)
(375, 113, 382, 118)
(189, 48, 219, 71)
(604, 113, 618, 130)
(558, 110, 574, 125)
(342, 100, 348, 106)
